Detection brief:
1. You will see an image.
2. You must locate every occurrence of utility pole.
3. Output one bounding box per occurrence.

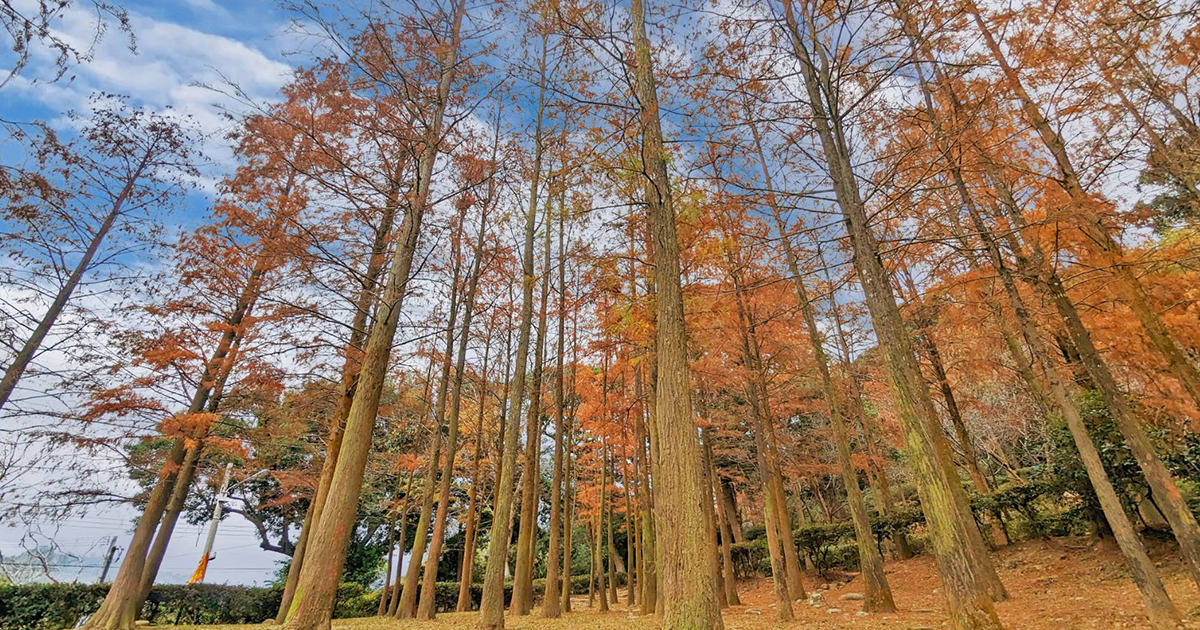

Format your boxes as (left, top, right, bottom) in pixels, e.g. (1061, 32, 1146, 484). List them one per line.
(188, 462, 233, 584)
(98, 536, 119, 583)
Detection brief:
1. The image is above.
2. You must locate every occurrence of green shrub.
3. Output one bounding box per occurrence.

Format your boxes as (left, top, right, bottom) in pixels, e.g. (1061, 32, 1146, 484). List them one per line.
(728, 538, 768, 579)
(0, 581, 379, 630)
(0, 583, 109, 630)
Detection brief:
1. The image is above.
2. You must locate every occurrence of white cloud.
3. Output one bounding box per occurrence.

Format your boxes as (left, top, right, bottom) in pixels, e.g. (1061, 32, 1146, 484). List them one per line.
(7, 2, 293, 193)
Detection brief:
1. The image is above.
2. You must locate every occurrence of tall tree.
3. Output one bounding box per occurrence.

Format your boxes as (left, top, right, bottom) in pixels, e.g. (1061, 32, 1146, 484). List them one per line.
(629, 0, 725, 628)
(281, 3, 467, 627)
(778, 1, 1006, 627)
(476, 19, 550, 629)
(1, 99, 196, 414)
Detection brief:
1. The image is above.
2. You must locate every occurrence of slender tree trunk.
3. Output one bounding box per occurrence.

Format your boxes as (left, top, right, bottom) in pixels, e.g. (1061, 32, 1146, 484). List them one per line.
(623, 437, 637, 607)
(719, 235, 796, 617)
(385, 370, 435, 617)
(544, 191, 568, 618)
(381, 466, 417, 616)
(711, 461, 740, 606)
(513, 150, 553, 613)
(758, 201, 894, 609)
(476, 27, 549, 629)
(916, 328, 990, 494)
(281, 7, 465, 628)
(0, 152, 150, 412)
(417, 200, 490, 619)
(819, 248, 913, 560)
(606, 446, 619, 605)
(699, 427, 728, 609)
(456, 342, 491, 612)
(398, 236, 464, 619)
(379, 518, 397, 616)
(747, 119, 895, 606)
(962, 179, 1183, 629)
(633, 369, 657, 614)
(561, 404, 576, 612)
(388, 503, 411, 616)
(588, 521, 597, 608)
(719, 483, 742, 544)
(277, 162, 403, 625)
(596, 440, 610, 612)
(780, 3, 1005, 627)
(86, 209, 269, 630)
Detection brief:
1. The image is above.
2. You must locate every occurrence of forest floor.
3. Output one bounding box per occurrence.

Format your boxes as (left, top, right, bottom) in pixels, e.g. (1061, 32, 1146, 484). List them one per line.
(183, 537, 1200, 630)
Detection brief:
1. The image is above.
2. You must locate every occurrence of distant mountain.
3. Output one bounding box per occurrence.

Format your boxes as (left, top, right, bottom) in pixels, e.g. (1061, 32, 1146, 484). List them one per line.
(0, 547, 110, 584)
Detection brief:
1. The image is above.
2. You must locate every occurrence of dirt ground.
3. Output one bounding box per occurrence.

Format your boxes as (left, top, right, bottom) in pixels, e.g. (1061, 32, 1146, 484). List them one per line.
(182, 537, 1200, 630)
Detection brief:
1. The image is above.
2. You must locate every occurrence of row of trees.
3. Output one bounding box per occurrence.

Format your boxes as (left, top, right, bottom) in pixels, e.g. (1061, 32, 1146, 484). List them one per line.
(2, 1, 1198, 630)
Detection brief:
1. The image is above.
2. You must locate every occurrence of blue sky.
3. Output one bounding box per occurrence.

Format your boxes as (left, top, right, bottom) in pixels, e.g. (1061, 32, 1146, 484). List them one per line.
(1, 0, 304, 586)
(3, 0, 296, 220)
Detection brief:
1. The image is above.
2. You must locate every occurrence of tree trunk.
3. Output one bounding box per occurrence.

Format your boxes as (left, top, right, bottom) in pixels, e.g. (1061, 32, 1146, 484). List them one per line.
(561, 403, 576, 613)
(388, 503, 411, 616)
(699, 427, 728, 609)
(379, 518, 397, 616)
(629, 3, 727, 628)
(606, 445, 619, 605)
(476, 25, 549, 628)
(596, 442, 610, 612)
(623, 437, 637, 607)
(277, 159, 403, 625)
(0, 152, 149, 412)
(281, 6, 465, 628)
(397, 235, 464, 619)
(456, 344, 491, 613)
(962, 172, 1183, 630)
(758, 192, 894, 609)
(513, 142, 553, 613)
(748, 117, 895, 607)
(85, 212, 266, 630)
(780, 3, 1005, 627)
(416, 199, 490, 620)
(709, 460, 740, 606)
(544, 191, 568, 618)
(820, 247, 913, 560)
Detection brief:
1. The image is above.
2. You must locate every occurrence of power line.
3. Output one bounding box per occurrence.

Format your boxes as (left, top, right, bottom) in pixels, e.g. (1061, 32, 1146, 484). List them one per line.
(0, 562, 278, 571)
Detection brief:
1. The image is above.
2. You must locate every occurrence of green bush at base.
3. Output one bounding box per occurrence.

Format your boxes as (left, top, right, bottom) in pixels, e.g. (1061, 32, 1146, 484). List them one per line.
(0, 572, 631, 630)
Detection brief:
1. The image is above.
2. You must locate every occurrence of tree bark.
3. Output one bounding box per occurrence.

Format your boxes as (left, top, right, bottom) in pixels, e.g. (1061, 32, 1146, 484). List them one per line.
(476, 25, 549, 628)
(543, 190, 568, 618)
(281, 5, 465, 628)
(629, 3, 727, 628)
(780, 2, 1006, 627)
